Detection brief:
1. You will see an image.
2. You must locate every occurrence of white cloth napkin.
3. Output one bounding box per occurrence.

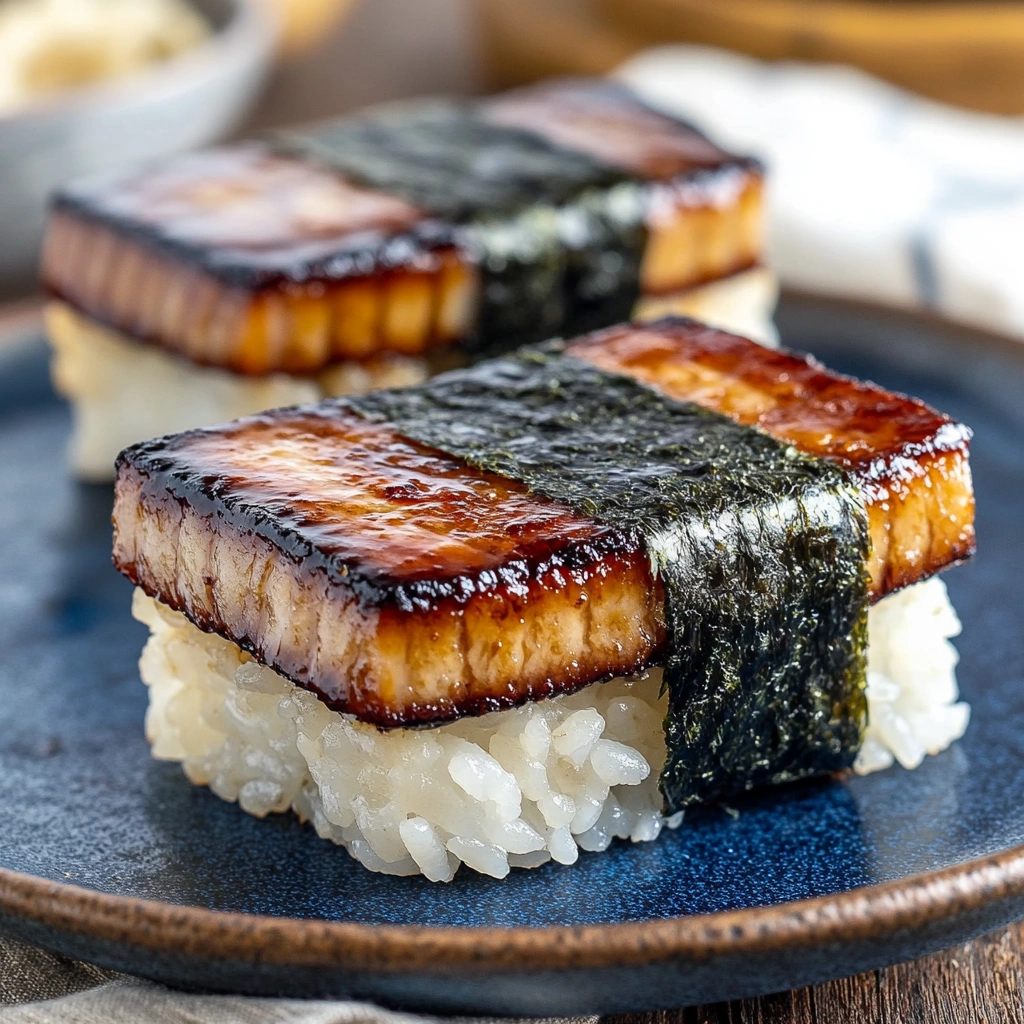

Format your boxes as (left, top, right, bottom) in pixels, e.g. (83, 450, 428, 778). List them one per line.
(619, 45, 1024, 339)
(0, 933, 396, 1023)
(0, 937, 592, 1024)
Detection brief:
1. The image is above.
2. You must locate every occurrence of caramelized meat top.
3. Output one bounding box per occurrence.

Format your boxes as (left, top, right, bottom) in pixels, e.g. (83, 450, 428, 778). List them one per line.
(483, 80, 754, 181)
(59, 144, 426, 257)
(55, 81, 759, 271)
(571, 321, 970, 497)
(118, 317, 973, 609)
(140, 408, 612, 600)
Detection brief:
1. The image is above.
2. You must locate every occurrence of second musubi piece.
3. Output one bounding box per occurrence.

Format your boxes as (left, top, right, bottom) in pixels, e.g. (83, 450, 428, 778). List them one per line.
(43, 79, 773, 477)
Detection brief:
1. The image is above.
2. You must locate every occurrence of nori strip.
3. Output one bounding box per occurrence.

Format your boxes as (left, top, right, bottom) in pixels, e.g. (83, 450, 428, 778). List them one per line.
(345, 339, 870, 810)
(273, 102, 648, 355)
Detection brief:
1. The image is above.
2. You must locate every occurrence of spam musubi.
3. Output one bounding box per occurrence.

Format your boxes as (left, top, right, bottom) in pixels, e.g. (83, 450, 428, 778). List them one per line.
(43, 79, 774, 478)
(112, 316, 974, 881)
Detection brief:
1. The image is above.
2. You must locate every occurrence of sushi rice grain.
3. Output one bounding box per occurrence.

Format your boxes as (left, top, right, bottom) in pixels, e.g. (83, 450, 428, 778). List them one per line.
(135, 576, 968, 882)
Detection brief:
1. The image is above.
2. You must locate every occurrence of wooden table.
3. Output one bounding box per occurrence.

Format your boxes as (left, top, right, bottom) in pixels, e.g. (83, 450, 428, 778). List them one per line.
(608, 921, 1024, 1022)
(479, 0, 1024, 115)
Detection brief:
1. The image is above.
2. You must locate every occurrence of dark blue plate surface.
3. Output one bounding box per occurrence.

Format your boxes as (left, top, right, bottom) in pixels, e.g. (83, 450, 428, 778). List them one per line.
(0, 296, 1022, 1012)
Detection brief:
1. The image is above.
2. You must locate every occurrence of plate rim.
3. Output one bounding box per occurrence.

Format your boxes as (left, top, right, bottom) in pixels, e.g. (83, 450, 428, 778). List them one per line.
(3, 293, 1024, 975)
(2, 846, 1024, 970)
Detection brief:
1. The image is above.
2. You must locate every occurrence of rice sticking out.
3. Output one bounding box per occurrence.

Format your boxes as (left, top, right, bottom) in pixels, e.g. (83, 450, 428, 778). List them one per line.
(134, 576, 969, 882)
(854, 577, 970, 775)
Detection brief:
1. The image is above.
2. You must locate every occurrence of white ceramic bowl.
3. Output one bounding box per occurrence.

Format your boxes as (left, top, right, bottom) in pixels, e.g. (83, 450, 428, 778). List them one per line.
(0, 0, 275, 296)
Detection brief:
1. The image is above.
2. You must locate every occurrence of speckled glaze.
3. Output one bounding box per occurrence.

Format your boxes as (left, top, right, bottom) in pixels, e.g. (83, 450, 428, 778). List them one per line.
(0, 297, 1022, 1011)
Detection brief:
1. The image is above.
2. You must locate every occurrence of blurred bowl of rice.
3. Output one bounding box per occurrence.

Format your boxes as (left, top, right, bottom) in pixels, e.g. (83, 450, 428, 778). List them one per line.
(0, 0, 275, 296)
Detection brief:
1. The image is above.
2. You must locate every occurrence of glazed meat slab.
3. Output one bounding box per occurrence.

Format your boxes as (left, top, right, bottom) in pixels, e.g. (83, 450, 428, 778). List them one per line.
(112, 319, 974, 727)
(43, 80, 762, 375)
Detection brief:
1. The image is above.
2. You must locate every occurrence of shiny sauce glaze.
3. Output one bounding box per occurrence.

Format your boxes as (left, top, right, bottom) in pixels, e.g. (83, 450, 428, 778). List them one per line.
(127, 408, 625, 607)
(52, 144, 431, 273)
(569, 320, 971, 494)
(48, 81, 760, 296)
(121, 318, 973, 609)
(482, 79, 758, 181)
(45, 83, 765, 375)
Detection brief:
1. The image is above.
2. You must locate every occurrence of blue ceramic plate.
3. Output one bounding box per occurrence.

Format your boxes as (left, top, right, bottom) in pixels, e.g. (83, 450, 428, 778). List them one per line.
(1, 296, 1023, 1014)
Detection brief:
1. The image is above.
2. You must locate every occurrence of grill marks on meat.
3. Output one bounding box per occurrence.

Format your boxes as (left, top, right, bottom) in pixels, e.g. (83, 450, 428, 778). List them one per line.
(112, 319, 974, 727)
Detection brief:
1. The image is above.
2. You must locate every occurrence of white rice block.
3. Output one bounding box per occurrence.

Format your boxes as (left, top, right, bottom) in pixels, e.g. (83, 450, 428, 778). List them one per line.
(135, 575, 969, 881)
(854, 576, 970, 773)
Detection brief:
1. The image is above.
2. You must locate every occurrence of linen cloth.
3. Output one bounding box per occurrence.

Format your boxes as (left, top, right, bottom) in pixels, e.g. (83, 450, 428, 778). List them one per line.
(619, 46, 1024, 338)
(4, 44, 1022, 1023)
(0, 936, 593, 1023)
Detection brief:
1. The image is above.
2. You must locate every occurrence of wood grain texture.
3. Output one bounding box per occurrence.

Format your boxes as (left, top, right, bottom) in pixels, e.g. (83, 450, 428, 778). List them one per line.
(479, 0, 1024, 115)
(597, 0, 1024, 115)
(604, 920, 1024, 1023)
